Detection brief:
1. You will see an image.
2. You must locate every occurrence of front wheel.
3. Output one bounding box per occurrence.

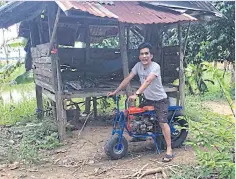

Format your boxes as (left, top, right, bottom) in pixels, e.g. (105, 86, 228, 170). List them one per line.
(104, 135, 128, 160)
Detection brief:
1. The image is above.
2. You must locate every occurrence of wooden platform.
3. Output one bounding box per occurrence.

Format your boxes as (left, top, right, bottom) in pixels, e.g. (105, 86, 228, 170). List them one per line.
(62, 81, 178, 99)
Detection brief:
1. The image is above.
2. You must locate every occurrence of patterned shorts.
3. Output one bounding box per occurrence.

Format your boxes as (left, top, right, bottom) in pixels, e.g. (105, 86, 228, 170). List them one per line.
(139, 98, 169, 123)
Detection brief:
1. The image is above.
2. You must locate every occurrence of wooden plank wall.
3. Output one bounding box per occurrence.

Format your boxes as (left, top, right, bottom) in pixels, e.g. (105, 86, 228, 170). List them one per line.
(58, 48, 139, 82)
(162, 46, 180, 84)
(31, 43, 54, 92)
(58, 48, 138, 67)
(31, 44, 180, 89)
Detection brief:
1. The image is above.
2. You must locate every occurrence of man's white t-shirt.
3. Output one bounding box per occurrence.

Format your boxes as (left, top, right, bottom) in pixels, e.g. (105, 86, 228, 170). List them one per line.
(131, 62, 167, 101)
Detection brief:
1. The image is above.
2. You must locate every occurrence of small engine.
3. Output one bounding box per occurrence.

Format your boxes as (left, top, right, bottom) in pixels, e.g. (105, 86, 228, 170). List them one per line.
(128, 114, 155, 134)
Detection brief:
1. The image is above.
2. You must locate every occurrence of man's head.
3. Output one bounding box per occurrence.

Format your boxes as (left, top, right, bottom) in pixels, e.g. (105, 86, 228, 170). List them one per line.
(138, 42, 153, 66)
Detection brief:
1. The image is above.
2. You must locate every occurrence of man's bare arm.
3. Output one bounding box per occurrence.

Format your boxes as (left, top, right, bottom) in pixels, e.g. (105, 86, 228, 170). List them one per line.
(136, 73, 156, 94)
(113, 72, 136, 94)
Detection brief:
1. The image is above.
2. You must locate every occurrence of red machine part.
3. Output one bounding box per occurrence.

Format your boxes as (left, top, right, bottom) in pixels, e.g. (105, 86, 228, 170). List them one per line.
(126, 106, 155, 131)
(127, 106, 155, 114)
(127, 106, 145, 114)
(127, 114, 135, 131)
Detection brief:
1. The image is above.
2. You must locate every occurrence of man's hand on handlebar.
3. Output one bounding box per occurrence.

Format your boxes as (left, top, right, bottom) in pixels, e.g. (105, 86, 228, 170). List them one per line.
(107, 91, 116, 97)
(128, 94, 137, 101)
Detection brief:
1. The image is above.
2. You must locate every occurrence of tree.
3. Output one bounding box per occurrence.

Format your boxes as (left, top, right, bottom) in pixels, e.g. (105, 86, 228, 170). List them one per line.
(172, 2, 235, 65)
(163, 2, 235, 92)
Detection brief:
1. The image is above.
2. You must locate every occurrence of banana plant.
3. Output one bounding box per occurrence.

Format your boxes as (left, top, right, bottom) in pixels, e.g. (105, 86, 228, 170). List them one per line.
(202, 61, 235, 117)
(185, 63, 215, 94)
(12, 70, 34, 85)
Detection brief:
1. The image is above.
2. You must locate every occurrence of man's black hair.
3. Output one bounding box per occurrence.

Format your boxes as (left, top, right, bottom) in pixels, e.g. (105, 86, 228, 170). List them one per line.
(138, 42, 153, 54)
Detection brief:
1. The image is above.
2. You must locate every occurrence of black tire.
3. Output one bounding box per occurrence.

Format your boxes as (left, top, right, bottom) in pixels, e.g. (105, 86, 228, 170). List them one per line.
(160, 115, 188, 149)
(171, 116, 188, 148)
(104, 135, 128, 160)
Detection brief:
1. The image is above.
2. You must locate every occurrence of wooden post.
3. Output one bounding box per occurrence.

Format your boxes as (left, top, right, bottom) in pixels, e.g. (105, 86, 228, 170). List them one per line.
(126, 26, 130, 50)
(84, 22, 91, 114)
(47, 4, 58, 121)
(183, 21, 191, 67)
(144, 24, 159, 63)
(48, 3, 58, 120)
(29, 21, 43, 118)
(118, 22, 132, 96)
(178, 23, 185, 110)
(48, 5, 60, 56)
(35, 85, 43, 118)
(160, 26, 164, 79)
(55, 53, 67, 140)
(156, 24, 163, 65)
(37, 16, 43, 44)
(48, 3, 54, 38)
(93, 97, 97, 118)
(48, 5, 67, 140)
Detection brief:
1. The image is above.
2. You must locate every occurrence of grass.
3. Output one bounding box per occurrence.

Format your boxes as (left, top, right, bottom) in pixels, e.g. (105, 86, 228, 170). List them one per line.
(0, 97, 37, 125)
(201, 70, 232, 102)
(2, 118, 61, 164)
(168, 94, 235, 179)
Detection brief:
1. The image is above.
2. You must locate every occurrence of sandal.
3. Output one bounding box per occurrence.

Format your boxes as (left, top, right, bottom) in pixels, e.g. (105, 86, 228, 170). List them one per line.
(162, 154, 175, 162)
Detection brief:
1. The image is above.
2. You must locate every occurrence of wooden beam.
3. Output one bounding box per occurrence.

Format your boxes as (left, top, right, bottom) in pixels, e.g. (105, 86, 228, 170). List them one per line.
(48, 7, 61, 56)
(93, 97, 98, 118)
(30, 21, 44, 118)
(47, 3, 55, 38)
(156, 24, 163, 64)
(55, 53, 67, 141)
(160, 26, 164, 79)
(35, 79, 55, 93)
(42, 89, 56, 102)
(33, 57, 51, 64)
(118, 22, 132, 96)
(85, 22, 92, 65)
(130, 28, 143, 41)
(178, 22, 185, 110)
(36, 85, 43, 118)
(84, 22, 92, 114)
(127, 26, 130, 50)
(48, 4, 67, 141)
(183, 21, 191, 67)
(37, 16, 43, 44)
(48, 4, 58, 90)
(62, 85, 178, 99)
(29, 21, 37, 47)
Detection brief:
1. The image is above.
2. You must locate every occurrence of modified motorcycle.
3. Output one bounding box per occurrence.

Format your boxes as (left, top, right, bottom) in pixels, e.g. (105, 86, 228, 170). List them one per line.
(104, 95, 188, 160)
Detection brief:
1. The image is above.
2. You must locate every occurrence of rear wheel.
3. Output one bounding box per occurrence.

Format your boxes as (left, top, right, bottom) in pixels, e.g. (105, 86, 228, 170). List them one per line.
(170, 116, 188, 148)
(157, 115, 188, 149)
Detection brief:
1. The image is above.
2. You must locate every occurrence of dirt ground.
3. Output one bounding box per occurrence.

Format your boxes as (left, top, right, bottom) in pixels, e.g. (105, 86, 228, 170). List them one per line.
(203, 100, 234, 116)
(0, 100, 232, 179)
(0, 118, 196, 179)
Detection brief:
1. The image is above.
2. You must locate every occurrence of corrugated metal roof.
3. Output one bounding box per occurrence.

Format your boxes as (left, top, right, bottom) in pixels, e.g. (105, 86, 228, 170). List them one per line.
(148, 1, 220, 13)
(143, 1, 223, 17)
(56, 1, 197, 24)
(0, 1, 46, 28)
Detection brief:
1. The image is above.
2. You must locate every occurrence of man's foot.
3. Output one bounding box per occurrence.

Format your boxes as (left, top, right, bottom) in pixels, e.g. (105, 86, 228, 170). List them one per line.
(130, 137, 146, 142)
(162, 153, 175, 162)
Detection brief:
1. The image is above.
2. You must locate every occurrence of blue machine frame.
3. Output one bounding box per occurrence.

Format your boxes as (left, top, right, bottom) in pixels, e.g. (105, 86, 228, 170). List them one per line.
(111, 96, 182, 154)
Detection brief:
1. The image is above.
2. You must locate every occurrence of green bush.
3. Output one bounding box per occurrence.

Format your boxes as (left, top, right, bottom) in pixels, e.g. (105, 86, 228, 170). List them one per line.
(185, 96, 235, 179)
(6, 119, 61, 164)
